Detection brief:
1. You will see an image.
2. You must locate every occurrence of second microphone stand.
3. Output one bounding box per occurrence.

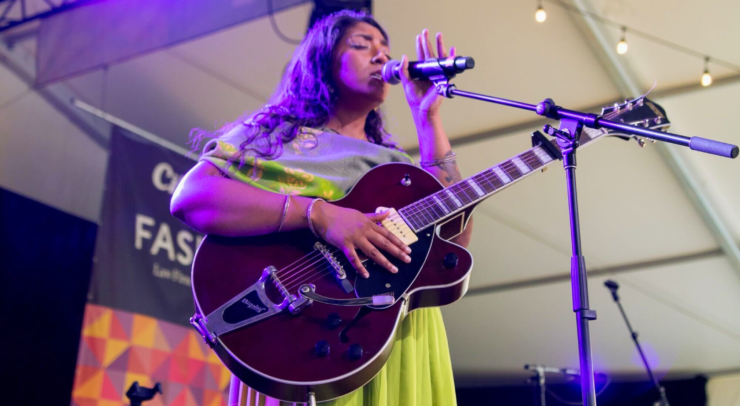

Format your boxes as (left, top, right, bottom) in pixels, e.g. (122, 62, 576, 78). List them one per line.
(605, 281, 670, 406)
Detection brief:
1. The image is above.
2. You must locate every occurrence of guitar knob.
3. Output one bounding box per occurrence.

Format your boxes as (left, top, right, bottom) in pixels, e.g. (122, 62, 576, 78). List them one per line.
(314, 340, 330, 357)
(444, 253, 459, 269)
(348, 343, 363, 360)
(327, 313, 342, 329)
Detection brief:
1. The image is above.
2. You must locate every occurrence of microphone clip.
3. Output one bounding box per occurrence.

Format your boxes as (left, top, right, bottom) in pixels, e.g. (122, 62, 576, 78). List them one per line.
(432, 79, 456, 98)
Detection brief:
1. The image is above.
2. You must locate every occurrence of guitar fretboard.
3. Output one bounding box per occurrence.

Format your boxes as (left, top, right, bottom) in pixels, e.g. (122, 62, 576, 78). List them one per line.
(397, 128, 603, 232)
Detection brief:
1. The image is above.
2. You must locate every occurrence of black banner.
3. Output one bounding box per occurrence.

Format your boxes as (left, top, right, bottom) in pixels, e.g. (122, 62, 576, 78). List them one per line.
(90, 127, 199, 326)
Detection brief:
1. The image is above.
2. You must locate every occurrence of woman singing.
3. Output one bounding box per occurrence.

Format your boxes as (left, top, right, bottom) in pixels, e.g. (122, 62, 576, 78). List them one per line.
(171, 10, 472, 406)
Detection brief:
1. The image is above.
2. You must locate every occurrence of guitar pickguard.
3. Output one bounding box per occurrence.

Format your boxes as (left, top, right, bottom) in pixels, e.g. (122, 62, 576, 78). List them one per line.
(354, 225, 435, 309)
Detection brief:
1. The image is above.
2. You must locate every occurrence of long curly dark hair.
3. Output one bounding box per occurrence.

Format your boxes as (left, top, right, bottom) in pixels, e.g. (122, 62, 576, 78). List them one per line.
(190, 10, 399, 161)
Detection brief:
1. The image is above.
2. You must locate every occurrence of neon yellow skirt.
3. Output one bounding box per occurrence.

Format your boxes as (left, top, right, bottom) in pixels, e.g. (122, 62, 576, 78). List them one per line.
(234, 307, 456, 406)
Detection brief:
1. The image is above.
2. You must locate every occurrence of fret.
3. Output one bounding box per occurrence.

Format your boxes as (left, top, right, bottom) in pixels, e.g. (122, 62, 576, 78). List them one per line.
(399, 209, 420, 230)
(520, 150, 543, 170)
(511, 156, 531, 174)
(450, 184, 473, 204)
(437, 192, 455, 211)
(484, 169, 505, 189)
(502, 161, 523, 180)
(425, 197, 445, 219)
(492, 166, 511, 184)
(466, 179, 485, 197)
(444, 190, 463, 208)
(410, 203, 428, 226)
(432, 195, 451, 214)
(459, 182, 478, 202)
(532, 146, 555, 164)
(473, 173, 496, 193)
(417, 203, 435, 224)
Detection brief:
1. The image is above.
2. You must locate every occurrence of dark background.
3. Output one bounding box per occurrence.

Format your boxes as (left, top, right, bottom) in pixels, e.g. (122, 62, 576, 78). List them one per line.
(0, 188, 97, 406)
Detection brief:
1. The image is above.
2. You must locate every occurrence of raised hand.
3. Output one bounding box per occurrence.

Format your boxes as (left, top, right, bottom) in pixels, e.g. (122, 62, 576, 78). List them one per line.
(399, 29, 456, 120)
(310, 201, 412, 278)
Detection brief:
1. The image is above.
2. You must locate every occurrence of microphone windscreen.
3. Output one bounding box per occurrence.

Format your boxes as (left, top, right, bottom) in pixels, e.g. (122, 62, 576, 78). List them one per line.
(382, 60, 402, 85)
(604, 280, 619, 291)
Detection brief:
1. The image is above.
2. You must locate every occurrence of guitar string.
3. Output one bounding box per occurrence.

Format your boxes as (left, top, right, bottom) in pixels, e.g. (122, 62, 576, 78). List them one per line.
(392, 105, 628, 227)
(401, 155, 545, 229)
(278, 252, 331, 283)
(275, 250, 324, 276)
(274, 106, 632, 288)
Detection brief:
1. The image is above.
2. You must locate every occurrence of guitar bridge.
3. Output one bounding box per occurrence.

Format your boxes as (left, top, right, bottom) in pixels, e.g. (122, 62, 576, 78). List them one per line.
(314, 241, 354, 293)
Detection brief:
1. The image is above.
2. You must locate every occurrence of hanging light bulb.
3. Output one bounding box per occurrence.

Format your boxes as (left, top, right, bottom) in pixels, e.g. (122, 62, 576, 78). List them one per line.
(535, 1, 547, 23)
(701, 57, 712, 87)
(616, 27, 628, 54)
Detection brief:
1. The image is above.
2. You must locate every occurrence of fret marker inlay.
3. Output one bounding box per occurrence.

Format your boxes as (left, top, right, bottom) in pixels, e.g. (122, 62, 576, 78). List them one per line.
(493, 167, 511, 183)
(511, 157, 531, 174)
(533, 147, 554, 164)
(445, 190, 463, 208)
(467, 179, 485, 197)
(433, 196, 450, 214)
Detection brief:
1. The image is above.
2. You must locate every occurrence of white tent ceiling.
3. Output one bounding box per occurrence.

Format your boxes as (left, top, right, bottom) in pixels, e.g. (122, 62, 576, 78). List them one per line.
(1, 0, 739, 385)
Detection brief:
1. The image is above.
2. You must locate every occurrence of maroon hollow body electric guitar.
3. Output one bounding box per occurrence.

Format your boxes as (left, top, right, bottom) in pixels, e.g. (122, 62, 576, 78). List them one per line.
(190, 97, 669, 403)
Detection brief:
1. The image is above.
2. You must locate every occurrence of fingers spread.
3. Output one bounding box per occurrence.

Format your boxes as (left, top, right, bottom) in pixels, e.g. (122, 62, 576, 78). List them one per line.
(368, 230, 411, 264)
(358, 239, 398, 274)
(436, 32, 447, 58)
(416, 35, 424, 61)
(423, 29, 435, 59)
(343, 245, 369, 279)
(373, 223, 412, 254)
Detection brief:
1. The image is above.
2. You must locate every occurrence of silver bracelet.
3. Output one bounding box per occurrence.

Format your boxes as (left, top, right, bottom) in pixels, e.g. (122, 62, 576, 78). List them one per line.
(306, 198, 325, 238)
(277, 194, 290, 233)
(419, 152, 457, 168)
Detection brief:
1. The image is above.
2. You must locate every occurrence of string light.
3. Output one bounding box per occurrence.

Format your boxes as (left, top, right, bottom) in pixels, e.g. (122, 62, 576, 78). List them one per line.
(532, 0, 740, 90)
(701, 57, 712, 87)
(616, 27, 628, 55)
(535, 0, 547, 23)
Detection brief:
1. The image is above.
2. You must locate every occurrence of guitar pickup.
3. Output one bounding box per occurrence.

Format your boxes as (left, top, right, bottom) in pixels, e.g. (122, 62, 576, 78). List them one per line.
(314, 242, 354, 293)
(377, 207, 418, 246)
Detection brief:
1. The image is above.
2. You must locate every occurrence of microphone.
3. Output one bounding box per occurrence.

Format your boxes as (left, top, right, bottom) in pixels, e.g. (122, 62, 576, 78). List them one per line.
(524, 364, 580, 377)
(382, 56, 475, 85)
(604, 280, 619, 301)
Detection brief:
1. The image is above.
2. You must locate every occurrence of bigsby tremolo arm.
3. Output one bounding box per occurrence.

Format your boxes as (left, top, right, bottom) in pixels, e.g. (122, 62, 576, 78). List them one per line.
(191, 265, 311, 347)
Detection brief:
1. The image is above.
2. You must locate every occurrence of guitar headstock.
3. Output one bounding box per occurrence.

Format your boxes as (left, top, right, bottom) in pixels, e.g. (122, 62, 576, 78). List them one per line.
(598, 97, 671, 147)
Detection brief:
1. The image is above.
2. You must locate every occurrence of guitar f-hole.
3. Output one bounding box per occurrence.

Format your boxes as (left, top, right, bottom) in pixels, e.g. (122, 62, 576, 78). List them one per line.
(339, 307, 372, 343)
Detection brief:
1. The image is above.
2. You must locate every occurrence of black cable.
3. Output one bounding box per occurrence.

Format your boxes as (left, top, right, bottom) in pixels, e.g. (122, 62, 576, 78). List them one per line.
(267, 0, 303, 45)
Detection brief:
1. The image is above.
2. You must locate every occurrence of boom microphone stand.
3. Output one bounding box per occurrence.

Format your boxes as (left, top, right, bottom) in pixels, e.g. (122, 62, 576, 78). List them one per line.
(419, 66, 738, 406)
(604, 280, 670, 406)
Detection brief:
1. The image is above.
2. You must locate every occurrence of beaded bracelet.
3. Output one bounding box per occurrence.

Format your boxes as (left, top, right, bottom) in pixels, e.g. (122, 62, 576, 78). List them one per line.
(306, 198, 326, 238)
(419, 152, 457, 168)
(277, 194, 290, 233)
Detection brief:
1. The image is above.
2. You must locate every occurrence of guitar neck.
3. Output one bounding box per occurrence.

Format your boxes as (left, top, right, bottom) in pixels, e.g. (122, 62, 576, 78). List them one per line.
(397, 127, 606, 232)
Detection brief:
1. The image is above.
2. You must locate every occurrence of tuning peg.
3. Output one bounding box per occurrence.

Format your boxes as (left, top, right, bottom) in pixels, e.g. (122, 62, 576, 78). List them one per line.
(635, 138, 646, 148)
